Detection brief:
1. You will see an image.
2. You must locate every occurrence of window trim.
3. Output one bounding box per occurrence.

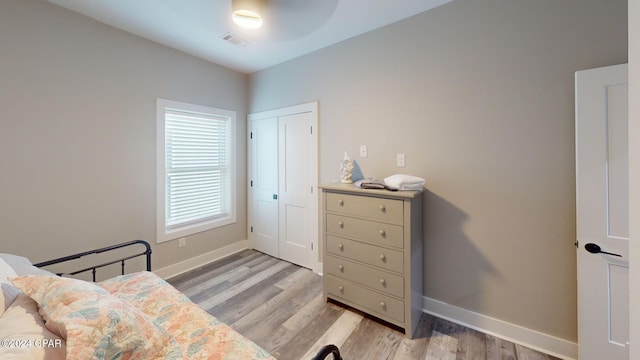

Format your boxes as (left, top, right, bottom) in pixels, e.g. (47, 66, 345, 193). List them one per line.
(156, 98, 237, 244)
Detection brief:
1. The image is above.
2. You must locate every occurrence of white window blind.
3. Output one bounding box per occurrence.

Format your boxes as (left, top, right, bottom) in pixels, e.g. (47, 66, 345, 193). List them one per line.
(157, 99, 236, 243)
(165, 110, 229, 228)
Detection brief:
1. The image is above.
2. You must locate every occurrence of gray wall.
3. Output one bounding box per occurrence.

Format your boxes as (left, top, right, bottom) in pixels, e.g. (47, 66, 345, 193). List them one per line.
(0, 0, 628, 344)
(249, 0, 627, 342)
(0, 0, 248, 271)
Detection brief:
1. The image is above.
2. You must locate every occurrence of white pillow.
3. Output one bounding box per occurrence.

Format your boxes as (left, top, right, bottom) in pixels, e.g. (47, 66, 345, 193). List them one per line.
(0, 258, 19, 317)
(0, 254, 56, 277)
(0, 294, 66, 360)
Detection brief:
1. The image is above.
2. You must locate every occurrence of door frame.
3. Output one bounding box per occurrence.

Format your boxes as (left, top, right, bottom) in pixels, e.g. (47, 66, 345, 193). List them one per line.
(247, 102, 320, 273)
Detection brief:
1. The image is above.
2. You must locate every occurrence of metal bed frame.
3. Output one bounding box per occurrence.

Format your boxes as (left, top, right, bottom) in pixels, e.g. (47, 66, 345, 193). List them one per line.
(31, 239, 342, 359)
(311, 344, 342, 360)
(33, 239, 152, 282)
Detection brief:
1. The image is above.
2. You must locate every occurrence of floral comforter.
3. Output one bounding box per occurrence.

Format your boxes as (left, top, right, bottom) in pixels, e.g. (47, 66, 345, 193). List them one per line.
(99, 271, 276, 360)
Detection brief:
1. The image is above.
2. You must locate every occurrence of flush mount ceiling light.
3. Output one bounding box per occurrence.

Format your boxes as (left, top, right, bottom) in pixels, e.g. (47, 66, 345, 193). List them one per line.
(232, 0, 265, 29)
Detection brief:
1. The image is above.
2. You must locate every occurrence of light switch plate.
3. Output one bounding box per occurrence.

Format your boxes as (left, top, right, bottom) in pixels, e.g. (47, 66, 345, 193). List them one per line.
(360, 145, 368, 157)
(397, 154, 405, 167)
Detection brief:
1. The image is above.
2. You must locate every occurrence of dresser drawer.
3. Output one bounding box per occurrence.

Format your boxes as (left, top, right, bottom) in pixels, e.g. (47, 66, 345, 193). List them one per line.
(326, 192, 403, 225)
(325, 213, 404, 249)
(325, 255, 404, 298)
(326, 235, 404, 273)
(326, 275, 404, 323)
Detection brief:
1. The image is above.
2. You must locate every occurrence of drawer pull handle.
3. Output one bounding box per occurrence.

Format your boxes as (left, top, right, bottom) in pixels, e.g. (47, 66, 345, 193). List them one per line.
(338, 199, 344, 206)
(379, 278, 386, 285)
(338, 221, 344, 228)
(338, 264, 344, 271)
(338, 243, 344, 250)
(379, 229, 386, 237)
(338, 286, 344, 292)
(379, 205, 386, 212)
(379, 301, 386, 308)
(379, 254, 386, 261)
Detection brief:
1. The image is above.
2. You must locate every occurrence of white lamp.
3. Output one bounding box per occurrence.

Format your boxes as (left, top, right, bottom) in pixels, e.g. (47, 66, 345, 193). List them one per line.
(232, 0, 264, 29)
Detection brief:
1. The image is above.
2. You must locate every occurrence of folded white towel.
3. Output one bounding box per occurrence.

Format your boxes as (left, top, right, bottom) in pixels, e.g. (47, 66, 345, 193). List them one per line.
(383, 174, 425, 191)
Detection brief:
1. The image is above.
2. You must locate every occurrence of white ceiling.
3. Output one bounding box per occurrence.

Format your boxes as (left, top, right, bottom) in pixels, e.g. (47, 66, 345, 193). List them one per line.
(44, 0, 453, 74)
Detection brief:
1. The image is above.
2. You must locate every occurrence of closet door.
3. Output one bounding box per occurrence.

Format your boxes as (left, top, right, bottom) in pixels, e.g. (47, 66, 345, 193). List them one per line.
(278, 112, 315, 268)
(249, 117, 278, 257)
(248, 102, 318, 271)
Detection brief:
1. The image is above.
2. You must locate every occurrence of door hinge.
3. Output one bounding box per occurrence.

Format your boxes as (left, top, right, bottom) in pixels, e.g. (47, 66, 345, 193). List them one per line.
(311, 186, 314, 194)
(250, 226, 253, 233)
(574, 240, 579, 249)
(311, 243, 313, 250)
(250, 132, 253, 139)
(250, 180, 253, 187)
(310, 126, 313, 135)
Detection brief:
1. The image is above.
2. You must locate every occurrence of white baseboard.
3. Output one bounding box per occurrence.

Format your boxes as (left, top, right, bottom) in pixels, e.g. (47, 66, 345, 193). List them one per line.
(423, 297, 578, 360)
(153, 240, 249, 280)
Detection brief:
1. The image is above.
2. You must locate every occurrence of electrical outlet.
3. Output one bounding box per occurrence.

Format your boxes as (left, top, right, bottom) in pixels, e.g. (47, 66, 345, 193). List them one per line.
(359, 145, 367, 157)
(178, 238, 186, 248)
(397, 154, 406, 167)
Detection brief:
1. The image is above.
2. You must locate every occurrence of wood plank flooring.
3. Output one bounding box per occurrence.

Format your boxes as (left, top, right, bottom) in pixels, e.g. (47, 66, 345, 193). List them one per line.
(168, 250, 561, 360)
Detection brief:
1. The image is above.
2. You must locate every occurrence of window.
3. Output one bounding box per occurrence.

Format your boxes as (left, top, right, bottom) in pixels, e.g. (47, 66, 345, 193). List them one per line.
(157, 99, 236, 243)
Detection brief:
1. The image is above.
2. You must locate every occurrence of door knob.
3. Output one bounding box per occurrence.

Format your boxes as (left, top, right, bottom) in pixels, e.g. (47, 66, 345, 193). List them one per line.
(273, 194, 278, 200)
(585, 243, 622, 257)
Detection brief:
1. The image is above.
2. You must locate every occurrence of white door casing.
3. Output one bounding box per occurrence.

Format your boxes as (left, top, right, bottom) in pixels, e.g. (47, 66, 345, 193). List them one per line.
(576, 63, 629, 360)
(248, 102, 319, 271)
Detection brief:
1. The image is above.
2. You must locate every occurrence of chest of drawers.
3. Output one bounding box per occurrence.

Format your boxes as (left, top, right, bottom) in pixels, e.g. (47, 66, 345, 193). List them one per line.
(320, 183, 423, 338)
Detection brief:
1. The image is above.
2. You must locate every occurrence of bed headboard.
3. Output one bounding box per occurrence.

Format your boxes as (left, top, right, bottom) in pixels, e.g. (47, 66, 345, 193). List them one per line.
(34, 240, 152, 282)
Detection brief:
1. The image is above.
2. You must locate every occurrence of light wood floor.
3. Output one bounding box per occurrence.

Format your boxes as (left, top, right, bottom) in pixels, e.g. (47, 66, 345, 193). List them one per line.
(168, 249, 561, 360)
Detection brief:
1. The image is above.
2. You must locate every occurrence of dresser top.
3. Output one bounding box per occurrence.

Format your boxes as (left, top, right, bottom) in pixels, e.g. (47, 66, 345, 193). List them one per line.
(320, 183, 423, 200)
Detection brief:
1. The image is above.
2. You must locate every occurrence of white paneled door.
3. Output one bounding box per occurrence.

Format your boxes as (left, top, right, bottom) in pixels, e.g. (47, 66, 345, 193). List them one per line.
(277, 111, 315, 268)
(249, 116, 279, 258)
(248, 102, 318, 271)
(576, 64, 628, 360)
